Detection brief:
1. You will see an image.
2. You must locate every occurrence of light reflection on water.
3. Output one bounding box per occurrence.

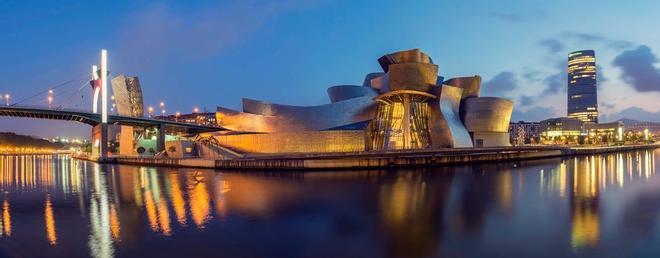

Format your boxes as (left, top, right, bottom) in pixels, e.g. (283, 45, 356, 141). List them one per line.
(0, 150, 657, 258)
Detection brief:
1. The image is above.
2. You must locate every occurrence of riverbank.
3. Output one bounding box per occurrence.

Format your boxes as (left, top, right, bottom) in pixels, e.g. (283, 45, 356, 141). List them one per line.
(71, 143, 660, 170)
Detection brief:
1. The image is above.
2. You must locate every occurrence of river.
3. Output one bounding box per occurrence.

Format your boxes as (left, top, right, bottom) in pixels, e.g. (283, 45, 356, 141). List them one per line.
(0, 149, 658, 258)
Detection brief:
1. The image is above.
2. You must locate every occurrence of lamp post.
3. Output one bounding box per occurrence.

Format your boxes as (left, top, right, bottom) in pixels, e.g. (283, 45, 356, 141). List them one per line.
(175, 112, 180, 122)
(193, 107, 199, 113)
(48, 90, 53, 108)
(4, 94, 9, 106)
(148, 106, 154, 118)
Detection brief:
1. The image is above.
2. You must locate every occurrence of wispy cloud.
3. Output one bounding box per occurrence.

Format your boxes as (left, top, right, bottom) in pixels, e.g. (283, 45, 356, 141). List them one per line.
(490, 9, 548, 22)
(481, 72, 518, 97)
(561, 31, 634, 50)
(538, 39, 564, 53)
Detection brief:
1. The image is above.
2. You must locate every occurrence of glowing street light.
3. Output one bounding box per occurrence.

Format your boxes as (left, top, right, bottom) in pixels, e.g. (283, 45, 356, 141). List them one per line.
(48, 89, 54, 108)
(148, 106, 154, 118)
(644, 128, 649, 142)
(161, 109, 166, 116)
(159, 101, 165, 108)
(175, 111, 181, 122)
(4, 94, 9, 106)
(193, 107, 199, 113)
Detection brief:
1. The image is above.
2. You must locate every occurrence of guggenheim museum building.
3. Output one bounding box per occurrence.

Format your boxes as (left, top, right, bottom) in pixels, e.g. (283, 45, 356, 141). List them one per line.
(207, 49, 513, 154)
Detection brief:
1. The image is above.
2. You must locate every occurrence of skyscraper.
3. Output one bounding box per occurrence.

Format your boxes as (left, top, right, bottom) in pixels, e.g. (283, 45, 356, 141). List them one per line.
(567, 50, 598, 123)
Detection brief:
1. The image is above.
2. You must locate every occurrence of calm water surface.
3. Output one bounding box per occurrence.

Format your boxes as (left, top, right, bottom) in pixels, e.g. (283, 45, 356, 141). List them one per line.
(0, 149, 658, 258)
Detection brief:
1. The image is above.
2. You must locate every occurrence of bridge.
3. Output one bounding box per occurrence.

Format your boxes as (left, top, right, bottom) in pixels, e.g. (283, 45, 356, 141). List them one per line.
(0, 105, 221, 134)
(1, 49, 224, 159)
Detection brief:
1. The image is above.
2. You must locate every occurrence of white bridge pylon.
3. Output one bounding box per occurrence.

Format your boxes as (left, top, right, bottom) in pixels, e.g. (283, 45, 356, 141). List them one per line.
(90, 49, 109, 159)
(90, 50, 108, 123)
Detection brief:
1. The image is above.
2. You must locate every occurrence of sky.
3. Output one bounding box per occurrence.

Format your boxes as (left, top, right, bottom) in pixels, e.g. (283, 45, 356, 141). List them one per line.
(1, 0, 660, 139)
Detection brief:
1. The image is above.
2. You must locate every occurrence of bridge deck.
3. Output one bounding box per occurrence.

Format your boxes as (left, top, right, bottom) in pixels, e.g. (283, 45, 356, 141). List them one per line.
(0, 105, 223, 133)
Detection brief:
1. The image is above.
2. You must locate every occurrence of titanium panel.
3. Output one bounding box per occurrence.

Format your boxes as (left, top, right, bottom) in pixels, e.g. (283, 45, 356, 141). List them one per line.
(439, 86, 473, 147)
(387, 63, 439, 93)
(219, 96, 377, 133)
(377, 49, 432, 72)
(443, 76, 481, 99)
(327, 85, 379, 103)
(461, 97, 513, 133)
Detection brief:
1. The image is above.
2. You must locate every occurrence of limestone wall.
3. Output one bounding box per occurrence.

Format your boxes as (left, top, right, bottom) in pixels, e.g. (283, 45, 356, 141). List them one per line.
(213, 131, 365, 154)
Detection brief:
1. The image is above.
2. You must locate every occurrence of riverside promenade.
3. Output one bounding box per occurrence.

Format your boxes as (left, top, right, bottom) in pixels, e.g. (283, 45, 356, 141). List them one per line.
(73, 143, 660, 170)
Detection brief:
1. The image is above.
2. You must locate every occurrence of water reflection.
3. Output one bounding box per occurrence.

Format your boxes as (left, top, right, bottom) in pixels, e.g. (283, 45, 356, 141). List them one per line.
(539, 152, 657, 251)
(0, 150, 656, 257)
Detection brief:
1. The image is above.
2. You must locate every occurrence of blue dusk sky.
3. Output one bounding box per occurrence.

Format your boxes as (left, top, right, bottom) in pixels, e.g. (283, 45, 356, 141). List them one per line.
(1, 0, 660, 139)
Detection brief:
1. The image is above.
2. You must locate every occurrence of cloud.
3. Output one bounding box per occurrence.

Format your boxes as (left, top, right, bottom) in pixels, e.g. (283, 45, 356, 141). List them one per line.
(612, 45, 660, 92)
(601, 102, 615, 109)
(542, 73, 564, 95)
(600, 107, 660, 122)
(568, 32, 605, 42)
(538, 39, 564, 53)
(561, 31, 634, 50)
(519, 95, 534, 106)
(511, 106, 556, 122)
(481, 72, 518, 97)
(490, 9, 547, 22)
(523, 70, 541, 82)
(540, 59, 567, 95)
(114, 1, 322, 71)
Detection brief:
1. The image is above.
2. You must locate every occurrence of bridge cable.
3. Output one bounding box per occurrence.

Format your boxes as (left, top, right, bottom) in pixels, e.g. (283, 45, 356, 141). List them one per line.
(12, 73, 90, 106)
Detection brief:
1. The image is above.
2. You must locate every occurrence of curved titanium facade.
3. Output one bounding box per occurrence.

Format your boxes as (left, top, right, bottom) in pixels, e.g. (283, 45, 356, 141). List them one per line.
(461, 97, 513, 133)
(443, 76, 481, 99)
(388, 63, 439, 93)
(438, 86, 473, 147)
(327, 85, 379, 103)
(377, 48, 432, 72)
(461, 97, 513, 147)
(567, 50, 598, 123)
(218, 96, 376, 133)
(213, 48, 515, 153)
(362, 73, 386, 87)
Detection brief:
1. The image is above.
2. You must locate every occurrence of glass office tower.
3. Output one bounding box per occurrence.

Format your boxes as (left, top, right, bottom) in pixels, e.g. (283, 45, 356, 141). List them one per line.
(567, 50, 598, 123)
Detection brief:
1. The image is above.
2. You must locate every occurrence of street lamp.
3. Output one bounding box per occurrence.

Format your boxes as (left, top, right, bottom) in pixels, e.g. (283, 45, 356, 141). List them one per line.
(4, 94, 9, 106)
(161, 109, 166, 116)
(193, 107, 199, 113)
(148, 106, 154, 118)
(47, 89, 54, 108)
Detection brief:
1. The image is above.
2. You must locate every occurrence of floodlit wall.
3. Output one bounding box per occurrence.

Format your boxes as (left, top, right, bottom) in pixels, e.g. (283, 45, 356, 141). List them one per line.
(212, 131, 365, 154)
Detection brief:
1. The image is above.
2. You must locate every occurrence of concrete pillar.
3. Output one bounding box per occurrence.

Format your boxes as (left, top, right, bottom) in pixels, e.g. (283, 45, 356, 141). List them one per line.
(156, 124, 166, 152)
(119, 126, 135, 156)
(92, 123, 108, 159)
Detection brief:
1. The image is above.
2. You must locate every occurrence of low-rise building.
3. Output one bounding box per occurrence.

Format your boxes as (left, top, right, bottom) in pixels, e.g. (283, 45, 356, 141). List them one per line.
(508, 121, 540, 145)
(156, 112, 217, 127)
(539, 117, 584, 144)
